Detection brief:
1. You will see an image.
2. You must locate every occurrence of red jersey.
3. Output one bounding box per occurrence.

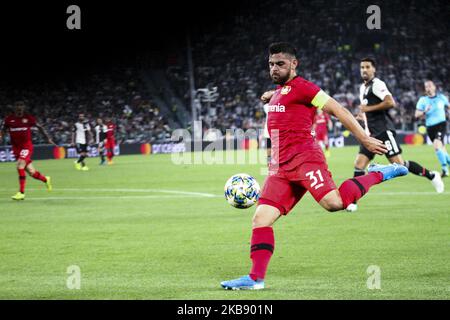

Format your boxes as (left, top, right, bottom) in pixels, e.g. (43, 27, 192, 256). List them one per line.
(106, 123, 116, 140)
(3, 114, 36, 147)
(267, 76, 328, 164)
(313, 112, 331, 133)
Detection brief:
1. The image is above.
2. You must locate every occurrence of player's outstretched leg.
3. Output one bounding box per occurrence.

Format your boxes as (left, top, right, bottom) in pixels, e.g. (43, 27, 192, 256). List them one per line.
(403, 160, 444, 193)
(26, 163, 52, 192)
(221, 204, 279, 290)
(322, 163, 408, 212)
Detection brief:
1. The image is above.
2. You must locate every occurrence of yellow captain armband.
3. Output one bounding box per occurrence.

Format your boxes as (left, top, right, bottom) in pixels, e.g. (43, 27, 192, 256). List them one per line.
(311, 90, 331, 109)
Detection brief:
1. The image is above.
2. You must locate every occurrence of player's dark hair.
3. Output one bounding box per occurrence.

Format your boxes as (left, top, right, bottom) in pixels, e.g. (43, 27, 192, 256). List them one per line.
(269, 42, 297, 58)
(360, 57, 376, 67)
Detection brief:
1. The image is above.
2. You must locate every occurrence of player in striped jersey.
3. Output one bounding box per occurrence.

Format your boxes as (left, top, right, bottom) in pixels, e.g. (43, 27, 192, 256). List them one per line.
(348, 58, 443, 212)
(72, 113, 93, 171)
(94, 118, 108, 165)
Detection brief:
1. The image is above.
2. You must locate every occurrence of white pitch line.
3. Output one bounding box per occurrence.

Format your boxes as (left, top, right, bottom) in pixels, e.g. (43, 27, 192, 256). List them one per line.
(368, 191, 450, 196)
(0, 188, 217, 198)
(55, 188, 218, 197)
(0, 195, 222, 201)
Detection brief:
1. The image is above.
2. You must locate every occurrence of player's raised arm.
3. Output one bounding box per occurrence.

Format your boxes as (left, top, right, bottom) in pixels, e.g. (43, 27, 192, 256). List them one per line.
(35, 121, 56, 146)
(322, 97, 387, 155)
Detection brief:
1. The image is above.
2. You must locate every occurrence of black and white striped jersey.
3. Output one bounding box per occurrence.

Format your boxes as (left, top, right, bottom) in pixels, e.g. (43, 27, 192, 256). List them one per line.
(94, 124, 107, 144)
(359, 77, 396, 136)
(73, 121, 91, 144)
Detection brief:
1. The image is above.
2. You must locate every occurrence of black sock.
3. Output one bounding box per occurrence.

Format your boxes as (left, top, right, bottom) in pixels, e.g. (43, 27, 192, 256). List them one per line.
(77, 155, 85, 163)
(100, 151, 105, 162)
(354, 168, 366, 177)
(351, 168, 366, 205)
(404, 160, 434, 180)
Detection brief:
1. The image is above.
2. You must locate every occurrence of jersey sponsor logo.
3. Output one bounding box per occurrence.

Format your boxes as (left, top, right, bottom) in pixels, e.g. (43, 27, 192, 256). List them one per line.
(280, 86, 291, 95)
(10, 127, 29, 132)
(267, 103, 286, 112)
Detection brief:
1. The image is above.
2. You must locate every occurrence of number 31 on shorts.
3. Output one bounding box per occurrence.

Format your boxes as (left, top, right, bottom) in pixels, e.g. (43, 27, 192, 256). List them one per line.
(20, 149, 30, 158)
(306, 170, 324, 190)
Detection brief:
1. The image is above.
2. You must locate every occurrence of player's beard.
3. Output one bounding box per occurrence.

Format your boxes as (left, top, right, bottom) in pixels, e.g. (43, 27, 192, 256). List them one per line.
(271, 72, 290, 85)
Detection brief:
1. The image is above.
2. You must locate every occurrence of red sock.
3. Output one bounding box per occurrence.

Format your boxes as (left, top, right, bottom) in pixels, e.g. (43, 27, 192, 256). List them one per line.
(107, 150, 113, 161)
(338, 172, 383, 208)
(18, 169, 26, 193)
(249, 227, 274, 281)
(32, 171, 47, 183)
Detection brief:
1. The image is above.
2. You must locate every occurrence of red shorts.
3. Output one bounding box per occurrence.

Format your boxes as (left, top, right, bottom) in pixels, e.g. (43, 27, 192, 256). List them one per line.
(13, 145, 34, 165)
(105, 138, 115, 150)
(258, 149, 336, 215)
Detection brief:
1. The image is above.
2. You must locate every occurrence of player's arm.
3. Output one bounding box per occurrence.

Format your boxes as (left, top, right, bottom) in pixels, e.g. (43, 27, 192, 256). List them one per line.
(261, 90, 275, 103)
(360, 94, 396, 113)
(87, 126, 94, 145)
(71, 124, 76, 146)
(414, 97, 429, 119)
(35, 122, 56, 146)
(414, 109, 426, 119)
(319, 95, 387, 155)
(360, 80, 395, 113)
(444, 95, 450, 117)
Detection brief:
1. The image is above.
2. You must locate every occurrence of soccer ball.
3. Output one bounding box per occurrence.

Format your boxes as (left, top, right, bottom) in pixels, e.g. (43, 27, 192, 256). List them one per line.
(224, 173, 261, 209)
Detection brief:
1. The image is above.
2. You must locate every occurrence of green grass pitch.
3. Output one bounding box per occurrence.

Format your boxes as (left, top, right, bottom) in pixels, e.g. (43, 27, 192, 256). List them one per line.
(0, 145, 448, 299)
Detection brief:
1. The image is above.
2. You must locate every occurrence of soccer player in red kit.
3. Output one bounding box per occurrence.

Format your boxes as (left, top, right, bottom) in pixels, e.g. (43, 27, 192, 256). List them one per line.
(105, 117, 116, 165)
(313, 108, 333, 157)
(221, 43, 408, 290)
(0, 101, 54, 200)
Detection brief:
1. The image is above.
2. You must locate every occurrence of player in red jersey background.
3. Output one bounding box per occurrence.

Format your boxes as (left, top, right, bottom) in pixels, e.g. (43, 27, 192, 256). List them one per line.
(105, 117, 116, 165)
(221, 42, 409, 290)
(313, 108, 333, 157)
(0, 101, 55, 200)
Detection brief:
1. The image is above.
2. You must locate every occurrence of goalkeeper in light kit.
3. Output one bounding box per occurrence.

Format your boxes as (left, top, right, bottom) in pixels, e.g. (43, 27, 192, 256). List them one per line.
(221, 42, 409, 290)
(0, 101, 54, 200)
